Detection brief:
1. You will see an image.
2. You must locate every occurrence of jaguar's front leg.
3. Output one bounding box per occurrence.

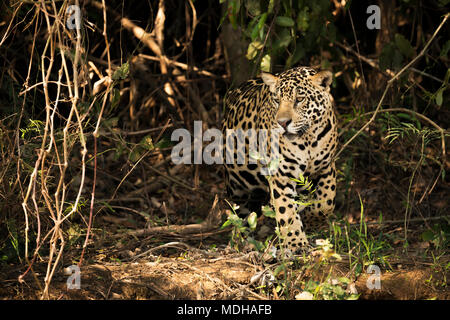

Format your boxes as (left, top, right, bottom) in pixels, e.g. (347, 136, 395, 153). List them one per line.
(269, 174, 308, 251)
(302, 162, 337, 229)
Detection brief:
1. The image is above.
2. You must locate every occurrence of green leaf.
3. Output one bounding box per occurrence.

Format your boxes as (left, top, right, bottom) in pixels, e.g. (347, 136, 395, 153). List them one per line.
(248, 16, 260, 41)
(435, 87, 444, 106)
(445, 68, 450, 83)
(338, 277, 351, 285)
(421, 230, 435, 241)
(227, 0, 241, 28)
(129, 148, 142, 163)
(221, 219, 231, 229)
(355, 263, 363, 276)
(262, 205, 276, 218)
(257, 13, 268, 30)
(251, 13, 267, 41)
(154, 137, 172, 149)
(112, 62, 129, 80)
(395, 34, 415, 58)
(379, 43, 396, 71)
(275, 16, 295, 27)
(397, 113, 413, 120)
(272, 29, 293, 50)
(274, 264, 285, 276)
(246, 40, 264, 60)
(260, 54, 271, 72)
(140, 135, 154, 151)
(392, 49, 404, 69)
(245, 0, 261, 16)
(110, 88, 121, 110)
(267, 0, 276, 13)
(247, 237, 265, 251)
(247, 212, 258, 230)
(440, 40, 450, 57)
(296, 7, 309, 31)
(333, 285, 345, 296)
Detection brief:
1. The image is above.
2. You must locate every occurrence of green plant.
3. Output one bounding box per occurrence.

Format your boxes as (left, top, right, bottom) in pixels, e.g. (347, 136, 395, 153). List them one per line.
(293, 241, 357, 300)
(424, 248, 449, 289)
(349, 202, 392, 274)
(385, 115, 447, 241)
(19, 119, 44, 140)
(385, 119, 442, 148)
(221, 202, 278, 253)
(300, 276, 359, 300)
(221, 0, 338, 73)
(326, 200, 393, 277)
(222, 202, 258, 251)
(421, 220, 450, 251)
(379, 33, 416, 72)
(1, 219, 23, 264)
(291, 173, 316, 208)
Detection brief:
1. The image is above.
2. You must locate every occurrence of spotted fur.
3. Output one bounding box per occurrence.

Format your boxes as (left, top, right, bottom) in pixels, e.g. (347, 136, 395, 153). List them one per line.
(222, 66, 337, 251)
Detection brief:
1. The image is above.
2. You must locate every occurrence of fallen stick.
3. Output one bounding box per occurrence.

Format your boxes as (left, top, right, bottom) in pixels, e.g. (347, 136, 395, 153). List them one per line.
(114, 195, 223, 238)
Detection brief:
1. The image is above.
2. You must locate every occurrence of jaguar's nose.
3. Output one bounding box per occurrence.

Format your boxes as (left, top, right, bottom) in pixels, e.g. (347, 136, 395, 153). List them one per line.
(277, 119, 291, 129)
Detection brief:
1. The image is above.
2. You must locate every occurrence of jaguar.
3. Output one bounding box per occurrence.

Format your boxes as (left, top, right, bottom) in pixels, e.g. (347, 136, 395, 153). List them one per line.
(222, 66, 338, 252)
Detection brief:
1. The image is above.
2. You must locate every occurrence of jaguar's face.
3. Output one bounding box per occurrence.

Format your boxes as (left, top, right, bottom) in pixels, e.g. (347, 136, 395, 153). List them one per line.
(261, 67, 333, 139)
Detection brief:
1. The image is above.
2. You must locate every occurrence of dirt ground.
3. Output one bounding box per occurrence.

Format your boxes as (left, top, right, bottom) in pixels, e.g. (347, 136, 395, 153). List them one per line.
(0, 252, 448, 300)
(0, 224, 448, 300)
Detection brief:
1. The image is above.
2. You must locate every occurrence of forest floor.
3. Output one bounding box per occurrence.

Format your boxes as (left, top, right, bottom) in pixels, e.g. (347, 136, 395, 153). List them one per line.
(0, 164, 448, 300)
(1, 243, 448, 300)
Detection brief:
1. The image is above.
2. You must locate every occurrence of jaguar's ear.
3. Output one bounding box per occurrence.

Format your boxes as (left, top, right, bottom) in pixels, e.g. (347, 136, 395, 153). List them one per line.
(261, 72, 278, 93)
(310, 71, 333, 91)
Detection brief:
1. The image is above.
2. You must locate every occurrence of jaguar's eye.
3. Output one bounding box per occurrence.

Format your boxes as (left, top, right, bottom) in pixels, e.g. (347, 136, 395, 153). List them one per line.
(296, 96, 305, 103)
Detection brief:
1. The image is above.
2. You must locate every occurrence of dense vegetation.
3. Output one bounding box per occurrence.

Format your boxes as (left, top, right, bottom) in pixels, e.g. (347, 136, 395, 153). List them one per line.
(0, 0, 448, 299)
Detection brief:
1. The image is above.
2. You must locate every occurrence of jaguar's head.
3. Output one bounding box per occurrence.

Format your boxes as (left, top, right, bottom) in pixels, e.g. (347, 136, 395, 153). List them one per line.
(261, 67, 333, 139)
